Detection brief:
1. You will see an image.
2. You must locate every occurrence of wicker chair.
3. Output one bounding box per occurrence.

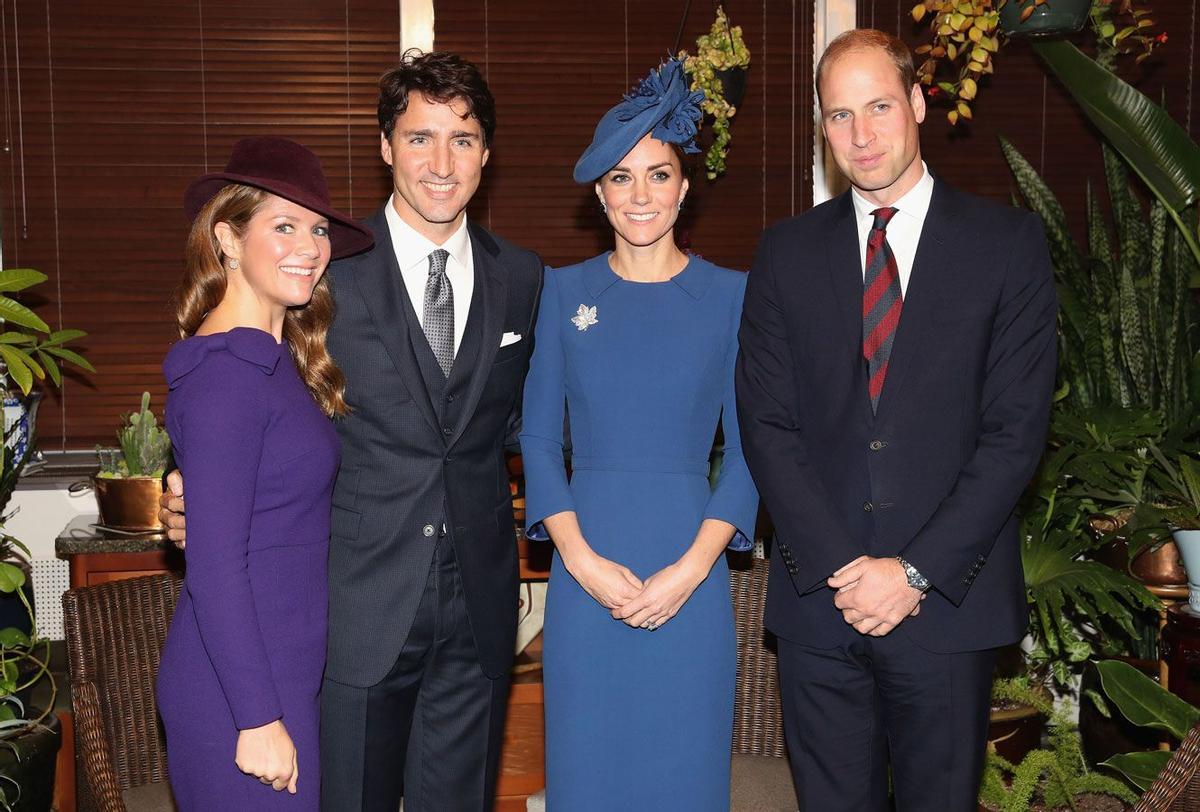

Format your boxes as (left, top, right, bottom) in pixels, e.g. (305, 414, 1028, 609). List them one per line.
(1134, 723, 1200, 811)
(729, 554, 797, 811)
(62, 574, 181, 812)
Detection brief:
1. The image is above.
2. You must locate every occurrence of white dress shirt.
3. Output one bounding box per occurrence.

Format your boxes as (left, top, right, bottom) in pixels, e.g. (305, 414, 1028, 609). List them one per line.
(851, 161, 934, 298)
(383, 194, 475, 355)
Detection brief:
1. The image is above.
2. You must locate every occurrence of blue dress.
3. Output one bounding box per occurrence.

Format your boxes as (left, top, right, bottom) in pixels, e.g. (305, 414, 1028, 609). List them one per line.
(520, 253, 758, 811)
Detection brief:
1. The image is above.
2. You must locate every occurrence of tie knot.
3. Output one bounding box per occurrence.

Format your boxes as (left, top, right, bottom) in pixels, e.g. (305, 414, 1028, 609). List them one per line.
(870, 207, 898, 232)
(428, 248, 450, 276)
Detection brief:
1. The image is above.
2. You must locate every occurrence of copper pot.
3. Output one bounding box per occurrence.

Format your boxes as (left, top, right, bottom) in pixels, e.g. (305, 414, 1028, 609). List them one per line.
(92, 476, 164, 531)
(1089, 512, 1187, 588)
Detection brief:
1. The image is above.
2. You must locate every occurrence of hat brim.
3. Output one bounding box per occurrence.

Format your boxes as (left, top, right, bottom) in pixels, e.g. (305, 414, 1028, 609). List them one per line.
(572, 105, 669, 184)
(184, 172, 374, 260)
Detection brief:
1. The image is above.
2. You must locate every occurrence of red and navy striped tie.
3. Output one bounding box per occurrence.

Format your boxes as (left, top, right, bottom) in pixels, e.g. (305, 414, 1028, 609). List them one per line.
(863, 207, 902, 413)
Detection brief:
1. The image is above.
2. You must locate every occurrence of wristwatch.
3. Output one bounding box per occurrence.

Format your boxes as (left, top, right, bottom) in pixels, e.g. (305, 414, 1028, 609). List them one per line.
(896, 556, 931, 593)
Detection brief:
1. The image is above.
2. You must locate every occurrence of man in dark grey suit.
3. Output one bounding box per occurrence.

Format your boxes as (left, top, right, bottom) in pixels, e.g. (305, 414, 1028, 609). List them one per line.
(163, 51, 542, 811)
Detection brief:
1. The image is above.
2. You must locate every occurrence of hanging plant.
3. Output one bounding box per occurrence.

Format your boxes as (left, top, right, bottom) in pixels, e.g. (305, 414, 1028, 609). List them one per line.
(911, 0, 1163, 126)
(677, 5, 751, 180)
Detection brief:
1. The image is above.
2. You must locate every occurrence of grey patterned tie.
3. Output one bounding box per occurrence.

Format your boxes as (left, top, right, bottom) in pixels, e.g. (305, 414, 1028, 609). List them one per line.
(423, 248, 454, 378)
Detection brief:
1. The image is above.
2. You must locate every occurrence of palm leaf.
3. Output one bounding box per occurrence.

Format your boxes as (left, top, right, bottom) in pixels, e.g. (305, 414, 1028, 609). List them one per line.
(41, 346, 95, 373)
(42, 329, 85, 346)
(34, 350, 60, 388)
(0, 269, 46, 294)
(0, 296, 48, 333)
(0, 346, 33, 395)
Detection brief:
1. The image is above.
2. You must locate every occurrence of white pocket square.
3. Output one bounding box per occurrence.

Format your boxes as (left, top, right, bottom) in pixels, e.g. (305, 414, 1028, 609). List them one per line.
(500, 332, 523, 347)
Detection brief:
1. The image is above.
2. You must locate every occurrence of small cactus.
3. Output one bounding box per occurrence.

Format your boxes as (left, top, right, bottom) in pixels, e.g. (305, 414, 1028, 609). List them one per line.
(107, 392, 171, 477)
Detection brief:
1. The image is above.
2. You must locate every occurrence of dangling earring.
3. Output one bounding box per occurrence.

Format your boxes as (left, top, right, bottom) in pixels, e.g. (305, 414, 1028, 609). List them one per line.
(678, 199, 685, 212)
(599, 200, 608, 214)
(228, 258, 240, 270)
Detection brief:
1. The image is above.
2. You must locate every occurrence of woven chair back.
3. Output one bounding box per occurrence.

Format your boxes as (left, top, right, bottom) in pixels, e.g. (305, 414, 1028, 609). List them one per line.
(730, 556, 785, 758)
(63, 574, 181, 797)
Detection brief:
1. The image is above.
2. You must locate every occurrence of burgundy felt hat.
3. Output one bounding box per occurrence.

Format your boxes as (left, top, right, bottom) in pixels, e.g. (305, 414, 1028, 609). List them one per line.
(184, 137, 374, 260)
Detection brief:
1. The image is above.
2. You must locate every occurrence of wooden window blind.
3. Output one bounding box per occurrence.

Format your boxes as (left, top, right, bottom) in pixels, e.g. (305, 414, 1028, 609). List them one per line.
(2, 0, 816, 448)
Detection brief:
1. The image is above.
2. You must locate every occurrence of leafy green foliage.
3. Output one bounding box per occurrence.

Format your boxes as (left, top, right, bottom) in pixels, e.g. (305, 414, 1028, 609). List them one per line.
(1095, 658, 1200, 790)
(0, 270, 94, 396)
(677, 5, 750, 180)
(1001, 137, 1199, 420)
(979, 705, 1138, 810)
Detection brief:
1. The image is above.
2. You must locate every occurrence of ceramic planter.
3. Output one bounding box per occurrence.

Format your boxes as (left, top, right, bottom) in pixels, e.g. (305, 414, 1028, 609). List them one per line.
(1172, 529, 1200, 611)
(999, 0, 1091, 37)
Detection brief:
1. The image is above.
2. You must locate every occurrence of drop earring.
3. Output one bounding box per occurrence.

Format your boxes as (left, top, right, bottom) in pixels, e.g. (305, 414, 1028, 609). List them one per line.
(599, 200, 608, 214)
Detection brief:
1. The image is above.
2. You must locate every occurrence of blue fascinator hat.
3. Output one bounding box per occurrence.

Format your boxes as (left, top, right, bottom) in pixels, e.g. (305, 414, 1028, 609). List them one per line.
(573, 58, 706, 184)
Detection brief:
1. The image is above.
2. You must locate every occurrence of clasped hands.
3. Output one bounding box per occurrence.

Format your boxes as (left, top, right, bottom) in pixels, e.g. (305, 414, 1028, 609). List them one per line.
(827, 555, 926, 637)
(563, 549, 703, 632)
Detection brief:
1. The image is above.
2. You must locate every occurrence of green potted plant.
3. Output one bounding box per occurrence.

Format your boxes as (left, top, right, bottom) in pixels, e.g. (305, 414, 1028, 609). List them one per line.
(1094, 658, 1200, 791)
(980, 701, 1137, 810)
(677, 4, 750, 179)
(93, 391, 171, 531)
(911, 0, 1162, 125)
(0, 265, 93, 807)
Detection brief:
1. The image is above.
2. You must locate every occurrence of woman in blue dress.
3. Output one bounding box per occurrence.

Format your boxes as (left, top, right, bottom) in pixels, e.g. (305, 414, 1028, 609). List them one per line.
(520, 60, 758, 811)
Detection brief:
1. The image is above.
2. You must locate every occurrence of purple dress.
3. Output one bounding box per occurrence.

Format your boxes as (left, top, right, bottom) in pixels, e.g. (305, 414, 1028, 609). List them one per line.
(157, 328, 339, 810)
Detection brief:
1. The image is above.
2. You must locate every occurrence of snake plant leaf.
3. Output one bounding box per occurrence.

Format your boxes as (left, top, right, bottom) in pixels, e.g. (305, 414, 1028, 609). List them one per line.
(999, 135, 1081, 273)
(1101, 750, 1172, 791)
(0, 296, 49, 333)
(0, 269, 46, 293)
(1104, 145, 1150, 277)
(1033, 40, 1200, 213)
(0, 346, 33, 395)
(41, 346, 96, 373)
(1097, 659, 1200, 739)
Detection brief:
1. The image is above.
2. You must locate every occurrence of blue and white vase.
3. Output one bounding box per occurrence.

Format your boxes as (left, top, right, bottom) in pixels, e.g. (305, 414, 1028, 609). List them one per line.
(1172, 529, 1200, 612)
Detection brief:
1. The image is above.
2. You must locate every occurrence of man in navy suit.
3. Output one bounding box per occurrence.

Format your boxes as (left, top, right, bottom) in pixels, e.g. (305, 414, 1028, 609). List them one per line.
(735, 28, 1056, 810)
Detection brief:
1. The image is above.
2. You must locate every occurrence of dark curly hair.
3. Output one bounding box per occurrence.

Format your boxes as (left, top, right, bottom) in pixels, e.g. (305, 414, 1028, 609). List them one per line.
(378, 49, 496, 147)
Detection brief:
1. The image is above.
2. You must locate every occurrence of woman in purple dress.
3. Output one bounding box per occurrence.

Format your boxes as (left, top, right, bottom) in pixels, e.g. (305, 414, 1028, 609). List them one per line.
(157, 137, 372, 809)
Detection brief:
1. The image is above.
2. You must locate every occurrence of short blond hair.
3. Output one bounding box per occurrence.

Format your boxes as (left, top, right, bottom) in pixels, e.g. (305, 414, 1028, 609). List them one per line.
(816, 29, 918, 109)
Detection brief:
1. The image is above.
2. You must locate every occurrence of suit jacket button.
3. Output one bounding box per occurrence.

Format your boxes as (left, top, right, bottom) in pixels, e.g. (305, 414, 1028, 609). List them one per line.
(869, 440, 886, 451)
(863, 501, 874, 512)
(422, 524, 436, 537)
(442, 427, 453, 436)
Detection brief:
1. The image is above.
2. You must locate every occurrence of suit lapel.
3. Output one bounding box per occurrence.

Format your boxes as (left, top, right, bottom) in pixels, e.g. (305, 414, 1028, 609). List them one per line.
(447, 223, 507, 449)
(826, 192, 865, 352)
(874, 179, 958, 420)
(353, 208, 443, 437)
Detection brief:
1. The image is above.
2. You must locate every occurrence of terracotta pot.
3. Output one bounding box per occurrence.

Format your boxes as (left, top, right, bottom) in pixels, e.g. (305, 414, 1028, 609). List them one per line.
(988, 700, 1046, 765)
(1093, 536, 1187, 588)
(92, 476, 164, 531)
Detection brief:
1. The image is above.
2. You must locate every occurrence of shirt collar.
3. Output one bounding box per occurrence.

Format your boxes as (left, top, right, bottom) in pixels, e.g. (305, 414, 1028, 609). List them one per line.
(384, 194, 471, 270)
(850, 161, 934, 227)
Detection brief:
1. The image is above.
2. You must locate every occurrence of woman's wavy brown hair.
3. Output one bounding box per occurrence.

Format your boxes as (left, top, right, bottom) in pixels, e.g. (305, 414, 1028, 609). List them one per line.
(176, 183, 348, 416)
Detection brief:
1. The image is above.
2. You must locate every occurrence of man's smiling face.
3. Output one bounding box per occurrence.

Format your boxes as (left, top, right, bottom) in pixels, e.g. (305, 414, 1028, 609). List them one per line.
(381, 93, 490, 243)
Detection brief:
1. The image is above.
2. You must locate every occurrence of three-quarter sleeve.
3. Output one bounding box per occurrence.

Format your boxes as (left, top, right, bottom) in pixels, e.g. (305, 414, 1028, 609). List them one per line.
(519, 269, 575, 541)
(173, 356, 283, 729)
(703, 278, 758, 551)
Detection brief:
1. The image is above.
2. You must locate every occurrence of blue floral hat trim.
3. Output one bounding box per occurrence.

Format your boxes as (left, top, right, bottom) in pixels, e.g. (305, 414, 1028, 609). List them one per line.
(573, 58, 706, 184)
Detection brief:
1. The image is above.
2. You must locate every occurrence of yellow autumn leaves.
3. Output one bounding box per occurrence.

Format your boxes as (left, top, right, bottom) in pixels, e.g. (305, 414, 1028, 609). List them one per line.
(910, 1, 1003, 125)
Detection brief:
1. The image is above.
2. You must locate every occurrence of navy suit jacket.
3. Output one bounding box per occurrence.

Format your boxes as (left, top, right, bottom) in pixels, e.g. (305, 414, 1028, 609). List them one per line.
(735, 178, 1057, 653)
(324, 209, 542, 684)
